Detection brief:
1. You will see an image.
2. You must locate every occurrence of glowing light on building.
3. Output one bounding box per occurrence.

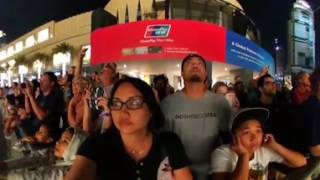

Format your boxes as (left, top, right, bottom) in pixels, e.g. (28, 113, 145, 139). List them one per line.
(295, 0, 311, 10)
(18, 65, 28, 83)
(38, 28, 49, 43)
(15, 41, 23, 53)
(0, 72, 7, 87)
(33, 60, 43, 80)
(53, 52, 71, 76)
(8, 59, 16, 67)
(25, 35, 36, 48)
(7, 46, 14, 57)
(0, 50, 6, 61)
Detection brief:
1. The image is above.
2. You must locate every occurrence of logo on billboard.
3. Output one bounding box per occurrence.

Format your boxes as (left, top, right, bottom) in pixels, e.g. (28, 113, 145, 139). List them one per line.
(144, 24, 171, 38)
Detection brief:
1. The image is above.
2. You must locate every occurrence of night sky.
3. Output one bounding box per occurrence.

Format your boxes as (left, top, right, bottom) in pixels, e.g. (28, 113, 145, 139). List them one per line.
(0, 0, 319, 56)
(240, 0, 320, 55)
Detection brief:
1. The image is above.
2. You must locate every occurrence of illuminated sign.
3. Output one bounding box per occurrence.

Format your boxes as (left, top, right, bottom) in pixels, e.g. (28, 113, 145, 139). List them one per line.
(91, 19, 274, 73)
(144, 24, 171, 38)
(91, 19, 226, 64)
(226, 31, 275, 74)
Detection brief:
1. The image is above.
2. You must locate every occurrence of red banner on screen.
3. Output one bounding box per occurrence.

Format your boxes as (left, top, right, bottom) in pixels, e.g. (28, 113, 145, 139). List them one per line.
(90, 19, 226, 65)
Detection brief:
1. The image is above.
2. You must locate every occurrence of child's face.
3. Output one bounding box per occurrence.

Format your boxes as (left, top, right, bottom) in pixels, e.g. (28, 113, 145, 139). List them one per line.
(35, 125, 52, 143)
(235, 119, 263, 153)
(54, 130, 73, 158)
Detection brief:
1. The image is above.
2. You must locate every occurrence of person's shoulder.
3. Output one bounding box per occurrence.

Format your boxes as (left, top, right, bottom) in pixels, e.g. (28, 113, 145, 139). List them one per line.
(211, 144, 235, 160)
(160, 91, 183, 106)
(205, 91, 224, 100)
(257, 146, 277, 157)
(162, 91, 183, 101)
(77, 130, 116, 163)
(301, 96, 320, 112)
(307, 96, 320, 105)
(258, 146, 284, 163)
(205, 91, 230, 106)
(81, 132, 101, 145)
(46, 89, 60, 98)
(205, 90, 215, 96)
(156, 131, 184, 146)
(214, 144, 233, 154)
(80, 129, 119, 153)
(86, 129, 116, 143)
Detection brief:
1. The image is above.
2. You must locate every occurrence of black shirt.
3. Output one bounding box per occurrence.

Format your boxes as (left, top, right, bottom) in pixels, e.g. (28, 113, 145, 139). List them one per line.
(303, 96, 320, 148)
(36, 88, 64, 130)
(78, 128, 189, 180)
(14, 94, 24, 107)
(253, 98, 293, 146)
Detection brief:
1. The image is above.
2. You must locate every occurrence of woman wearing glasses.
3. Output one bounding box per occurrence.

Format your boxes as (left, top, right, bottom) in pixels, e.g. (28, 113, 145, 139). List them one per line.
(65, 77, 193, 180)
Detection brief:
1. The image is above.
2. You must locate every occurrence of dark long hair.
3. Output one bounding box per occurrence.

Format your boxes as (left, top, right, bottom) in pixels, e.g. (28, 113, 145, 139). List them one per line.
(108, 77, 165, 133)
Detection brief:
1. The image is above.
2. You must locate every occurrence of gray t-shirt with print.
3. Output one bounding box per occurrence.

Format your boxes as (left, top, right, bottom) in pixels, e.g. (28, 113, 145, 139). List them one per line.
(161, 91, 231, 180)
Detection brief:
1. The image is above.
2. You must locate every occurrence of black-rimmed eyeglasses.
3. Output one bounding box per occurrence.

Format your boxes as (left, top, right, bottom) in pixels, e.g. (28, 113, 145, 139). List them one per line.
(108, 96, 145, 110)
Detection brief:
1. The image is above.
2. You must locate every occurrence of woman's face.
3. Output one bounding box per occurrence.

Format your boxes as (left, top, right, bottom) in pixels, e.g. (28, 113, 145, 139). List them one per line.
(72, 80, 82, 95)
(54, 130, 73, 158)
(235, 120, 263, 153)
(110, 82, 152, 135)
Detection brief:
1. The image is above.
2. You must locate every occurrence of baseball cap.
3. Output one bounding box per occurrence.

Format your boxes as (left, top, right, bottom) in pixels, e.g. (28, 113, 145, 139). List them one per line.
(230, 108, 269, 134)
(181, 53, 206, 71)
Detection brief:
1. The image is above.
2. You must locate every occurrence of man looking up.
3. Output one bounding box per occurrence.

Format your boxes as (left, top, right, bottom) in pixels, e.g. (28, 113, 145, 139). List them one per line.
(161, 54, 231, 180)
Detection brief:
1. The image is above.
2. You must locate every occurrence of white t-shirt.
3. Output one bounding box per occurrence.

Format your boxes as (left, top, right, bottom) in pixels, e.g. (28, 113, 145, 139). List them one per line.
(210, 145, 284, 180)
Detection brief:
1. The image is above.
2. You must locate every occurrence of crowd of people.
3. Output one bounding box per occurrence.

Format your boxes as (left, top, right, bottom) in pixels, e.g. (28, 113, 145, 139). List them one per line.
(0, 51, 320, 180)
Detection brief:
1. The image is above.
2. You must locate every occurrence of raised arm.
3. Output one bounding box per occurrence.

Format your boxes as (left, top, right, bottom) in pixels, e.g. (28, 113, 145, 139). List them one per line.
(68, 95, 82, 128)
(263, 134, 307, 168)
(25, 83, 47, 121)
(74, 49, 87, 78)
(82, 89, 97, 134)
(23, 90, 31, 114)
